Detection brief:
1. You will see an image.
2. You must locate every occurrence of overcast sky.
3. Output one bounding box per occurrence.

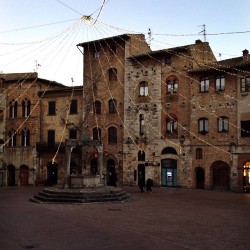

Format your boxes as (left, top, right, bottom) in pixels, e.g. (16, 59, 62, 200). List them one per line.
(1, 0, 250, 86)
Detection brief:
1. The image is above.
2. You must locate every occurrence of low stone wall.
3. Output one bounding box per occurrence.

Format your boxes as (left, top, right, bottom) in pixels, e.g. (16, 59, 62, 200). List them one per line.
(69, 174, 103, 188)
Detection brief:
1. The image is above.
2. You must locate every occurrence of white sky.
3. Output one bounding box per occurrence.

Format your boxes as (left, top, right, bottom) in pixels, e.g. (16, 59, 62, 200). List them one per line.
(1, 0, 250, 86)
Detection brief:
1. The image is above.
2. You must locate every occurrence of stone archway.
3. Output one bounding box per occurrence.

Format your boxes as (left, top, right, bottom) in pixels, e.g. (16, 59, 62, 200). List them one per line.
(211, 161, 230, 190)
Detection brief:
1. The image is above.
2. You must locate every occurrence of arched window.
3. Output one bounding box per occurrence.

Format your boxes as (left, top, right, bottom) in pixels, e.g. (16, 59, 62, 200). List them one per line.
(21, 127, 30, 146)
(198, 117, 209, 134)
(22, 98, 31, 117)
(138, 151, 145, 161)
(218, 116, 229, 132)
(166, 115, 178, 134)
(8, 128, 17, 147)
(166, 76, 178, 94)
(196, 148, 203, 159)
(93, 127, 101, 141)
(139, 81, 148, 96)
(94, 101, 101, 114)
(139, 114, 145, 135)
(161, 147, 177, 155)
(108, 127, 117, 144)
(108, 99, 117, 114)
(9, 100, 18, 118)
(108, 68, 117, 81)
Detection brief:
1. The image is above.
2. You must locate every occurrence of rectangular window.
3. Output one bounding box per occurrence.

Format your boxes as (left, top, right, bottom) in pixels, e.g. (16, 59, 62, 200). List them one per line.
(200, 77, 209, 92)
(218, 117, 229, 132)
(165, 55, 172, 65)
(216, 76, 225, 91)
(48, 101, 56, 115)
(199, 118, 209, 134)
(70, 100, 77, 114)
(69, 129, 77, 139)
(241, 77, 250, 93)
(241, 120, 250, 137)
(93, 49, 100, 59)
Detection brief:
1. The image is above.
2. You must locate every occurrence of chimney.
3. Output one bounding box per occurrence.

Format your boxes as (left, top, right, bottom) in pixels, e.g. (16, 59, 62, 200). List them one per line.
(242, 49, 249, 59)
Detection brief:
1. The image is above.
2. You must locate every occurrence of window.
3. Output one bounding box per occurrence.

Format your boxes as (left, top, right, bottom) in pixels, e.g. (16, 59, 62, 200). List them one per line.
(48, 130, 55, 148)
(166, 117, 178, 134)
(108, 68, 117, 81)
(48, 101, 56, 115)
(94, 101, 101, 114)
(198, 118, 209, 134)
(93, 48, 100, 58)
(22, 98, 31, 117)
(69, 129, 77, 139)
(21, 128, 30, 146)
(9, 100, 18, 118)
(138, 151, 145, 161)
(241, 120, 250, 137)
(216, 75, 225, 91)
(139, 81, 148, 96)
(108, 99, 117, 114)
(200, 76, 209, 92)
(110, 45, 117, 55)
(8, 128, 16, 147)
(108, 127, 117, 144)
(139, 114, 145, 135)
(0, 109, 4, 122)
(240, 77, 250, 93)
(167, 79, 178, 94)
(165, 55, 172, 65)
(70, 99, 77, 114)
(93, 127, 101, 141)
(196, 148, 203, 159)
(218, 116, 229, 132)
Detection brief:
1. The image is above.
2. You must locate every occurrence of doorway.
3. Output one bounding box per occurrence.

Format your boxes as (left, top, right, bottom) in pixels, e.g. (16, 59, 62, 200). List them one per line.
(20, 165, 29, 185)
(47, 162, 58, 185)
(107, 159, 116, 186)
(7, 165, 15, 186)
(196, 167, 205, 189)
(212, 161, 230, 190)
(138, 164, 145, 186)
(243, 161, 250, 192)
(161, 159, 177, 187)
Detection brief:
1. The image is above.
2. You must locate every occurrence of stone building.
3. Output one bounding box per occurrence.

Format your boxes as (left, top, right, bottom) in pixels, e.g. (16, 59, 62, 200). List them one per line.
(0, 73, 66, 186)
(77, 34, 151, 186)
(123, 40, 216, 188)
(36, 86, 83, 185)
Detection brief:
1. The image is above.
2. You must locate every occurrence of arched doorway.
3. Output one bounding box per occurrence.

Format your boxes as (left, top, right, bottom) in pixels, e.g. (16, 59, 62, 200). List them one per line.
(212, 161, 230, 190)
(47, 162, 58, 185)
(7, 165, 15, 186)
(161, 147, 178, 187)
(196, 167, 205, 189)
(19, 165, 29, 186)
(243, 161, 250, 192)
(107, 159, 116, 186)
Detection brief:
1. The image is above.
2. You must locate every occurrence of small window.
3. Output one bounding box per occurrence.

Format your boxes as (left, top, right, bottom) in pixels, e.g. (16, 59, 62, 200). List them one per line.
(108, 68, 117, 81)
(165, 55, 172, 65)
(241, 120, 250, 137)
(108, 99, 117, 114)
(166, 117, 178, 134)
(69, 129, 77, 139)
(22, 98, 31, 117)
(8, 128, 17, 147)
(139, 81, 148, 96)
(21, 128, 30, 146)
(218, 116, 229, 132)
(139, 114, 145, 135)
(108, 127, 117, 144)
(9, 100, 18, 118)
(93, 127, 101, 141)
(166, 79, 178, 94)
(94, 101, 101, 114)
(216, 75, 225, 92)
(198, 118, 209, 134)
(48, 101, 56, 115)
(200, 77, 209, 92)
(93, 48, 100, 59)
(70, 99, 77, 114)
(138, 151, 145, 161)
(196, 148, 203, 159)
(240, 77, 250, 93)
